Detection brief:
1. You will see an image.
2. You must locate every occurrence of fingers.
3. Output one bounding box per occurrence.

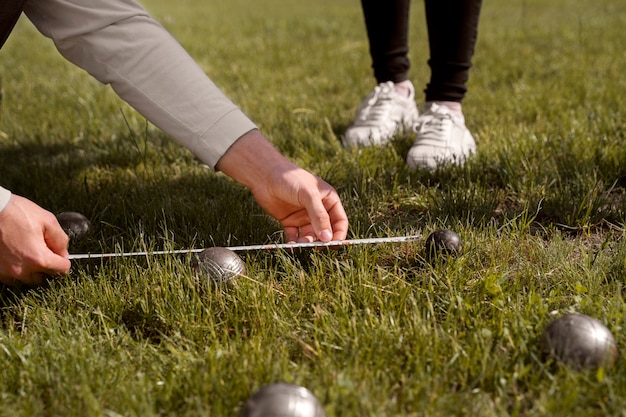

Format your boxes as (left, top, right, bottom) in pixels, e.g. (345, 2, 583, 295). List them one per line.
(216, 131, 349, 243)
(325, 195, 349, 241)
(303, 182, 348, 242)
(302, 195, 334, 242)
(0, 249, 71, 287)
(295, 225, 317, 243)
(40, 251, 72, 277)
(283, 181, 348, 243)
(284, 226, 300, 243)
(0, 195, 72, 286)
(35, 211, 72, 278)
(14, 247, 70, 285)
(284, 225, 321, 244)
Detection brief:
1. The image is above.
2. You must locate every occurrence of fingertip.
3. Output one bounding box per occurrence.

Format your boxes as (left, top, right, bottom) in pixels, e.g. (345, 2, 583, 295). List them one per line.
(319, 229, 333, 242)
(296, 235, 316, 243)
(325, 197, 349, 241)
(47, 253, 72, 276)
(63, 258, 72, 274)
(59, 247, 70, 259)
(284, 226, 299, 244)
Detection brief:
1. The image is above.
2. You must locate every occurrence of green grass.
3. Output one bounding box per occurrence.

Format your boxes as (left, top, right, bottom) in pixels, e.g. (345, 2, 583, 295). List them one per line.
(1, 0, 626, 415)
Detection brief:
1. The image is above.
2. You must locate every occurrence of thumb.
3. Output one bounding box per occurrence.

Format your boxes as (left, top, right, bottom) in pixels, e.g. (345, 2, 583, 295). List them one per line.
(42, 222, 71, 274)
(40, 251, 72, 276)
(44, 219, 70, 257)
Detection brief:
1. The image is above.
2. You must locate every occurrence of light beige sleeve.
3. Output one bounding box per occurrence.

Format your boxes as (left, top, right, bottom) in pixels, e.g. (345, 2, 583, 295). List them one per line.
(0, 186, 11, 212)
(24, 0, 257, 169)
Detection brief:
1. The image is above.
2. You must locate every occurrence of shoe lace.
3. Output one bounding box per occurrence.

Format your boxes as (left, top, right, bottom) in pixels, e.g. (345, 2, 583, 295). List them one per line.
(413, 109, 454, 139)
(357, 83, 396, 124)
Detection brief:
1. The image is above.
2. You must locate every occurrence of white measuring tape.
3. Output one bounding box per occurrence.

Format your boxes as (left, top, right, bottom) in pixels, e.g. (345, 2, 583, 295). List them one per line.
(68, 235, 422, 260)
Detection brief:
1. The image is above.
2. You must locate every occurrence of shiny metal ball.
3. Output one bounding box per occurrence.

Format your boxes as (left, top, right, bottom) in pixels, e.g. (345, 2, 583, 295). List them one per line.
(425, 229, 462, 256)
(241, 383, 326, 417)
(541, 313, 618, 369)
(191, 247, 246, 283)
(56, 211, 92, 240)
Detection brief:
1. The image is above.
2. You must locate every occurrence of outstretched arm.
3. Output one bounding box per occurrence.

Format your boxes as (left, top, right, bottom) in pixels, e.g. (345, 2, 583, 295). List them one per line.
(24, 0, 349, 242)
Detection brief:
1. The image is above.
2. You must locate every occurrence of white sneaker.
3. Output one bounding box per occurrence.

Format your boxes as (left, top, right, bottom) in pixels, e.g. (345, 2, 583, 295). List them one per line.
(406, 102, 476, 170)
(343, 81, 419, 147)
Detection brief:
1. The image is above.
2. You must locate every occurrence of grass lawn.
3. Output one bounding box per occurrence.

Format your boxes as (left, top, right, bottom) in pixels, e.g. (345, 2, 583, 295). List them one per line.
(1, 0, 626, 415)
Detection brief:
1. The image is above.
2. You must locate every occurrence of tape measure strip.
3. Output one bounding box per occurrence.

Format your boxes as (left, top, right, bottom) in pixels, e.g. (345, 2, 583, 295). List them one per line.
(68, 235, 422, 260)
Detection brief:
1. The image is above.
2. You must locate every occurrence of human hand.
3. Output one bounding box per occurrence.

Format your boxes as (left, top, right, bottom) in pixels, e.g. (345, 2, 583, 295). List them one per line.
(0, 195, 71, 286)
(249, 164, 348, 243)
(216, 130, 349, 243)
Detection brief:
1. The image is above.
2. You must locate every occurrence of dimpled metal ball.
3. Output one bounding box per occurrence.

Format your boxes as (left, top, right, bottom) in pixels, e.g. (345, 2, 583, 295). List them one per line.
(192, 247, 246, 283)
(56, 211, 92, 240)
(541, 313, 618, 369)
(425, 229, 462, 256)
(241, 383, 326, 417)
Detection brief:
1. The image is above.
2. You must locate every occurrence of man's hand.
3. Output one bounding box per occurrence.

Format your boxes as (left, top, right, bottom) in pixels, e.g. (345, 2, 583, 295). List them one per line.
(0, 195, 71, 286)
(216, 130, 349, 243)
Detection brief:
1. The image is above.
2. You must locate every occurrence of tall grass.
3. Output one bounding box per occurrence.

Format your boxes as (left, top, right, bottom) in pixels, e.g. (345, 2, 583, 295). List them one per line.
(1, 0, 625, 416)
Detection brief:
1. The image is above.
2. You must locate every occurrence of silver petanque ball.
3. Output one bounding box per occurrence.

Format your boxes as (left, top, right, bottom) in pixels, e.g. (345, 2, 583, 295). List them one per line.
(541, 313, 618, 369)
(191, 247, 246, 283)
(241, 383, 326, 417)
(56, 211, 92, 240)
(425, 229, 462, 257)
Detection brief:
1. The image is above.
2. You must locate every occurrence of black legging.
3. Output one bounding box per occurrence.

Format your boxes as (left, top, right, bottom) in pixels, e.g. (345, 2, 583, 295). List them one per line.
(0, 0, 27, 49)
(361, 0, 482, 103)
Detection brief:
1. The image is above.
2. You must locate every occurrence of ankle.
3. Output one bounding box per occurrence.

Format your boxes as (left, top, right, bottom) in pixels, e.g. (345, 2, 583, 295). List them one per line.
(430, 101, 464, 119)
(393, 80, 413, 98)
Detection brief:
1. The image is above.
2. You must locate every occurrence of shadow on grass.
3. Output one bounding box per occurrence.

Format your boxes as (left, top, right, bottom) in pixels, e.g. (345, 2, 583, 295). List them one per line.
(0, 135, 280, 255)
